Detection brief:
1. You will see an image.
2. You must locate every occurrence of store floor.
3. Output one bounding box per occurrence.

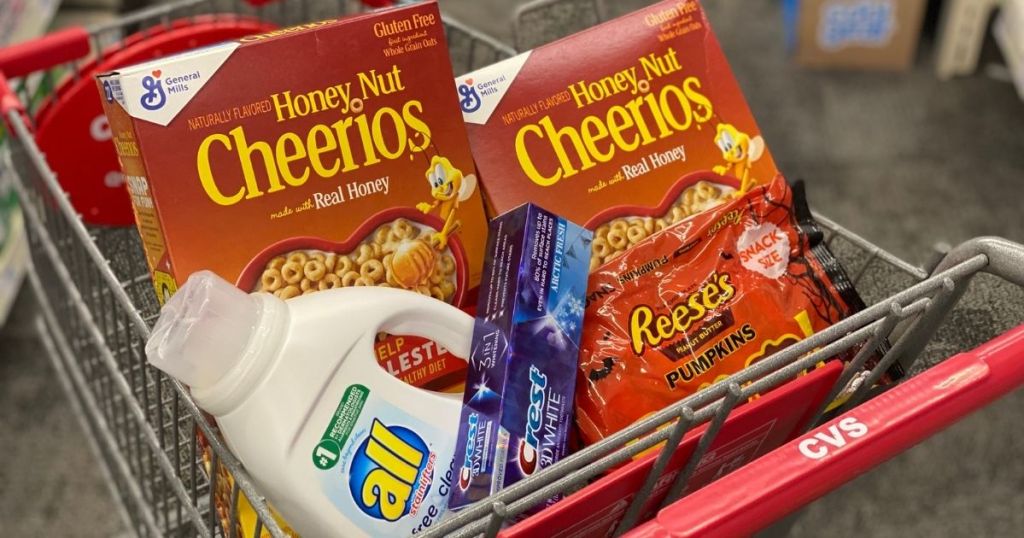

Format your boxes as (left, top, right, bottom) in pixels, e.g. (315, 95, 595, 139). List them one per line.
(2, 0, 1023, 536)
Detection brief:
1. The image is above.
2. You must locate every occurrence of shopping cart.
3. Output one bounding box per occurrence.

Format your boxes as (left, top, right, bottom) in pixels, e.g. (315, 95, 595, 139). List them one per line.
(1, 0, 1023, 537)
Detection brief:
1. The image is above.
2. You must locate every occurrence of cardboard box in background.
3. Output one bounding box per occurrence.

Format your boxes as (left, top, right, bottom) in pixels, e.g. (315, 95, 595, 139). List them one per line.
(995, 0, 1024, 100)
(787, 0, 927, 70)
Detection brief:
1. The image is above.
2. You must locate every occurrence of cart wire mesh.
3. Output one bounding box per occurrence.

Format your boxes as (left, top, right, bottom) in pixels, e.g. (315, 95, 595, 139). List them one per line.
(3, 1, 1024, 537)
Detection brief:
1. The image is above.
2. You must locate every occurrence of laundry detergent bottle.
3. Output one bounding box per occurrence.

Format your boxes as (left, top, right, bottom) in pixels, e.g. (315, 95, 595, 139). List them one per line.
(146, 271, 473, 538)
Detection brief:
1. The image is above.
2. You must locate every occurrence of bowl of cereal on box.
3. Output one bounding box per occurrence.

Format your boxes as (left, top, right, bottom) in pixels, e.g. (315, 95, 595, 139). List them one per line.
(584, 173, 740, 272)
(236, 209, 467, 306)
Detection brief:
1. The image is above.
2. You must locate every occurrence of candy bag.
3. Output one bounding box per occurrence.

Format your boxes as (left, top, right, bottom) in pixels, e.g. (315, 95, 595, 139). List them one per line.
(575, 177, 891, 444)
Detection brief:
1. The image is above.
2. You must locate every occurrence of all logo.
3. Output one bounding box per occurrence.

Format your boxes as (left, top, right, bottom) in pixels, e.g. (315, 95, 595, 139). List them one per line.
(457, 78, 481, 113)
(349, 419, 433, 522)
(140, 70, 167, 111)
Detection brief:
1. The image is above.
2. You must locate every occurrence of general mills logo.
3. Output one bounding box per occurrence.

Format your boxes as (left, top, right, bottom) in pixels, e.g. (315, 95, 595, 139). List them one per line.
(458, 78, 481, 113)
(102, 80, 114, 103)
(140, 70, 167, 111)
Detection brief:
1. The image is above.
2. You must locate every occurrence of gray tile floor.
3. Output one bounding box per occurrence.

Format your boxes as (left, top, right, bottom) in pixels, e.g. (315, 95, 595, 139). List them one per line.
(0, 293, 125, 537)
(2, 0, 1024, 536)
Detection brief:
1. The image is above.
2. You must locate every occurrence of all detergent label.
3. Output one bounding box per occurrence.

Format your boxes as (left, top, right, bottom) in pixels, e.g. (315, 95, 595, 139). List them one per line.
(313, 384, 456, 535)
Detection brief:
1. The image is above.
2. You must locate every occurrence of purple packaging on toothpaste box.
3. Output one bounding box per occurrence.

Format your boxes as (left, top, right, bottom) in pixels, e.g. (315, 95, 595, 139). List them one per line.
(449, 203, 592, 511)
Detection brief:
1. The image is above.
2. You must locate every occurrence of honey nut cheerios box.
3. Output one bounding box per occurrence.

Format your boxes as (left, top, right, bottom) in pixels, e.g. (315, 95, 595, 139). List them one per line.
(98, 1, 486, 393)
(456, 0, 782, 272)
(98, 2, 486, 536)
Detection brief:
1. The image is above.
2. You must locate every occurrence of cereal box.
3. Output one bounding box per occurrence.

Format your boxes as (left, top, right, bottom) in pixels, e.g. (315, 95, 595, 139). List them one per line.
(98, 0, 487, 392)
(456, 0, 782, 272)
(99, 2, 487, 536)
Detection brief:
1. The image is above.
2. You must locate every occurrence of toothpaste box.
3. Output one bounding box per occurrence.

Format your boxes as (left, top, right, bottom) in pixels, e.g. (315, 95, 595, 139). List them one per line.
(450, 204, 592, 511)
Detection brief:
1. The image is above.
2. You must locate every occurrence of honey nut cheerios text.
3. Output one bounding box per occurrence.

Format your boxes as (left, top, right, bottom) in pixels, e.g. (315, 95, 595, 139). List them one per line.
(514, 47, 713, 187)
(196, 65, 431, 206)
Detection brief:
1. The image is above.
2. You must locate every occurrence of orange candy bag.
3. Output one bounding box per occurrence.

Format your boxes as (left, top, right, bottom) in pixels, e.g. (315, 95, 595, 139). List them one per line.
(575, 178, 886, 444)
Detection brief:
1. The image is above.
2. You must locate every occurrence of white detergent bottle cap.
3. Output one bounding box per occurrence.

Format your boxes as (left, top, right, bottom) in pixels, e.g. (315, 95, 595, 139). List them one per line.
(146, 271, 260, 390)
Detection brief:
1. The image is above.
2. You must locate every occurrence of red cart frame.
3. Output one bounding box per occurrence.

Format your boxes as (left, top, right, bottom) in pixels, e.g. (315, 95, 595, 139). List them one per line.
(2, 1, 1023, 537)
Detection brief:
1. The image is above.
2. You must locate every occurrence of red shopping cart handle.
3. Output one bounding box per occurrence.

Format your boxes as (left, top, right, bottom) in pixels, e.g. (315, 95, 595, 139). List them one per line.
(0, 27, 91, 79)
(626, 323, 1024, 538)
(244, 0, 396, 5)
(0, 0, 397, 77)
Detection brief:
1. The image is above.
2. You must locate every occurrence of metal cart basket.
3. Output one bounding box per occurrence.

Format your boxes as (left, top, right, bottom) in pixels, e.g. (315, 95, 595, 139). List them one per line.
(2, 1, 1024, 537)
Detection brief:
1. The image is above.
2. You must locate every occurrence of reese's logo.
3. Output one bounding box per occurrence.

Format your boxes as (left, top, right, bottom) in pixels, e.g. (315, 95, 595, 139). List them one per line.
(629, 272, 736, 354)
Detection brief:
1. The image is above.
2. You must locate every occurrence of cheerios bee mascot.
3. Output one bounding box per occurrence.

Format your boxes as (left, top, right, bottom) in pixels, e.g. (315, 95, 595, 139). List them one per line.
(416, 156, 477, 250)
(712, 123, 765, 196)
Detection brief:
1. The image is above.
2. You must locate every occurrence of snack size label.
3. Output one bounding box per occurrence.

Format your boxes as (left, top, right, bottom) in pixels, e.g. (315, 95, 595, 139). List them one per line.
(316, 384, 456, 536)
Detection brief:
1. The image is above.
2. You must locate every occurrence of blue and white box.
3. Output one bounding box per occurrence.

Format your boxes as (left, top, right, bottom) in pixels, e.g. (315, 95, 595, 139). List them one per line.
(449, 203, 591, 511)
